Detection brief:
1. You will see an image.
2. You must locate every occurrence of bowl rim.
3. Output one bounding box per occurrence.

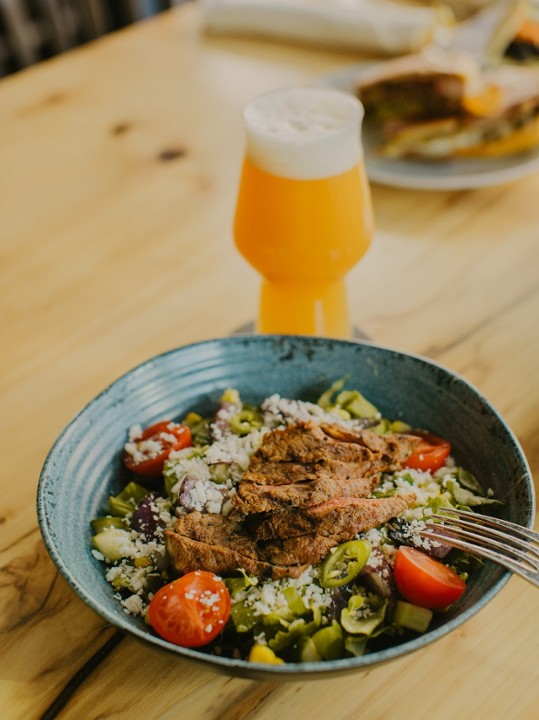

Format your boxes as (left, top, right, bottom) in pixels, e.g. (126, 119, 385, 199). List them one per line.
(36, 335, 535, 678)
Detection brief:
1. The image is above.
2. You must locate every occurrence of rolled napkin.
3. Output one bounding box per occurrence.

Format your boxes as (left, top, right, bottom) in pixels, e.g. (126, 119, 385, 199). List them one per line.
(200, 0, 454, 56)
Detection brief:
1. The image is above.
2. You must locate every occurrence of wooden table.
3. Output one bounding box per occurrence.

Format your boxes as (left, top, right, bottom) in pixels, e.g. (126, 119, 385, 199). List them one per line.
(2, 3, 538, 718)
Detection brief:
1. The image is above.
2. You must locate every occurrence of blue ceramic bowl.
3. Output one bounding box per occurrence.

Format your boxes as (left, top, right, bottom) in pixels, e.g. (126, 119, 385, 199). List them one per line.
(37, 336, 534, 679)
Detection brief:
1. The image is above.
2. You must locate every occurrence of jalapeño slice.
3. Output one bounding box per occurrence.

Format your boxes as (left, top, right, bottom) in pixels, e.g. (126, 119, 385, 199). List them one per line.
(320, 539, 371, 588)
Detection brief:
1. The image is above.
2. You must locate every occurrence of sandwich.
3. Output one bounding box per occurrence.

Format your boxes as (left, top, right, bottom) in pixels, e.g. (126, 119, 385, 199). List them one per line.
(355, 47, 539, 160)
(356, 47, 500, 122)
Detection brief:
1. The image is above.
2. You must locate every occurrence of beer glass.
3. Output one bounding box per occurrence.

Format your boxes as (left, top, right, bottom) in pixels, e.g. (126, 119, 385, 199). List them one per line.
(234, 86, 374, 338)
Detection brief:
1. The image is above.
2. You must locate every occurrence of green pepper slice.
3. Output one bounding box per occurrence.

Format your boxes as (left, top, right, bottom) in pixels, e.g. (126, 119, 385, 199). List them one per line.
(341, 593, 387, 635)
(108, 481, 150, 517)
(90, 516, 129, 533)
(320, 539, 371, 588)
(312, 620, 344, 660)
(230, 407, 263, 435)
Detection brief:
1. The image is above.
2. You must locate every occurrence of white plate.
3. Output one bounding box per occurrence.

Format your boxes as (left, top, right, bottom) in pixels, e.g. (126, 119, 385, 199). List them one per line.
(315, 64, 539, 191)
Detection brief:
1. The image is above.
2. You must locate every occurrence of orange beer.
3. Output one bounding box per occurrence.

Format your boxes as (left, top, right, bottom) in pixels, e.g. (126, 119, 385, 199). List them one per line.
(234, 86, 374, 337)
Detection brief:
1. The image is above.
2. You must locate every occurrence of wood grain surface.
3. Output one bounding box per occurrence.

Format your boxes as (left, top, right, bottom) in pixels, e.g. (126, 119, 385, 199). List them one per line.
(1, 4, 538, 719)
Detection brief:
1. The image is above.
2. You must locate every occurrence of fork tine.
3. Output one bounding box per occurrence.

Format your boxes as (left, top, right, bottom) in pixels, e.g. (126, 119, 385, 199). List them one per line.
(423, 525, 538, 570)
(421, 508, 539, 588)
(421, 528, 539, 585)
(429, 512, 539, 562)
(437, 507, 539, 544)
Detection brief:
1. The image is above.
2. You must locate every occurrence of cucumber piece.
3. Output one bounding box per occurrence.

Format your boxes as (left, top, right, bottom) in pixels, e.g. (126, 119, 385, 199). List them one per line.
(92, 528, 130, 562)
(393, 600, 433, 633)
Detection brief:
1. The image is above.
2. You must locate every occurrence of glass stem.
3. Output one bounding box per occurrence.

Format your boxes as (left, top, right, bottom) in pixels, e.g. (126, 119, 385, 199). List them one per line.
(257, 279, 351, 338)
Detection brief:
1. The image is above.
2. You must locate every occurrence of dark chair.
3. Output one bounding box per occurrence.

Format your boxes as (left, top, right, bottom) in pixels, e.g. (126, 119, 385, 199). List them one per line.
(0, 0, 177, 76)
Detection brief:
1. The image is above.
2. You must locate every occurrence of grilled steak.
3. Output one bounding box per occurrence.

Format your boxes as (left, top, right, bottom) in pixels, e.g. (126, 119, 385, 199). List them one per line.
(233, 422, 418, 514)
(165, 512, 308, 579)
(319, 424, 418, 466)
(165, 496, 416, 580)
(259, 535, 336, 568)
(251, 422, 383, 465)
(257, 494, 415, 568)
(234, 472, 381, 514)
(243, 459, 359, 486)
(249, 494, 417, 541)
(165, 423, 420, 580)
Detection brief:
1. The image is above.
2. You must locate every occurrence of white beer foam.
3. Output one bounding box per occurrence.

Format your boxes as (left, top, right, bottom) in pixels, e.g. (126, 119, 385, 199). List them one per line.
(243, 86, 364, 180)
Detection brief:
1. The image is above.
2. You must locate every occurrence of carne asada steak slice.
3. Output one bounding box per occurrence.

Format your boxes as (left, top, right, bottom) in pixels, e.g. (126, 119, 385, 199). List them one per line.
(234, 472, 381, 514)
(259, 535, 336, 568)
(165, 424, 420, 581)
(252, 422, 379, 465)
(243, 459, 360, 486)
(250, 494, 417, 541)
(165, 512, 308, 580)
(233, 422, 418, 514)
(252, 422, 418, 467)
(259, 494, 415, 567)
(319, 424, 419, 466)
(165, 494, 415, 581)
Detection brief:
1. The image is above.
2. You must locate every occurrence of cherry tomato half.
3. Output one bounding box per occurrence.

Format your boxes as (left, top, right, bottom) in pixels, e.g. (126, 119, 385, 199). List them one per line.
(393, 546, 466, 610)
(123, 421, 192, 477)
(148, 571, 231, 647)
(404, 431, 451, 473)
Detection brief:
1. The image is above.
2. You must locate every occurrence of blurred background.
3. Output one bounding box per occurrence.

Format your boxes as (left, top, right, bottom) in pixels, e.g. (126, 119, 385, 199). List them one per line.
(0, 0, 186, 76)
(0, 1, 508, 78)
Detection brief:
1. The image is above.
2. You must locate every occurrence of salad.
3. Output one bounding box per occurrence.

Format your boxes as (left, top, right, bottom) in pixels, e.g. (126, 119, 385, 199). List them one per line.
(90, 382, 500, 664)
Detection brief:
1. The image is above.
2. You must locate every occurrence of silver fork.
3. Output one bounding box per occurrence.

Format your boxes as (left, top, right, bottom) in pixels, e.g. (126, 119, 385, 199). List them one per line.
(421, 507, 539, 588)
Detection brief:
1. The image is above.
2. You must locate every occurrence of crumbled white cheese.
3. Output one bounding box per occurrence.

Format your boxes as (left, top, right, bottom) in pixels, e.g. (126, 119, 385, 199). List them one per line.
(366, 549, 383, 570)
(180, 477, 227, 514)
(124, 438, 163, 463)
(160, 432, 181, 445)
(205, 429, 265, 471)
(235, 566, 332, 618)
(168, 456, 211, 492)
(122, 594, 145, 616)
(199, 591, 221, 608)
(128, 424, 143, 442)
(262, 394, 345, 428)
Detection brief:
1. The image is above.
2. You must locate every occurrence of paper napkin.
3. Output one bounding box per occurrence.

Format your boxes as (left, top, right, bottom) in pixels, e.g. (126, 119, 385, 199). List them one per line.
(200, 0, 454, 56)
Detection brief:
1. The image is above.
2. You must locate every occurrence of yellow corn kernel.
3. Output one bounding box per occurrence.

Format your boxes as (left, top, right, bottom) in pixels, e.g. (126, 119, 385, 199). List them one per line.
(184, 412, 202, 424)
(134, 556, 152, 568)
(111, 575, 128, 589)
(248, 645, 285, 665)
(221, 388, 240, 405)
